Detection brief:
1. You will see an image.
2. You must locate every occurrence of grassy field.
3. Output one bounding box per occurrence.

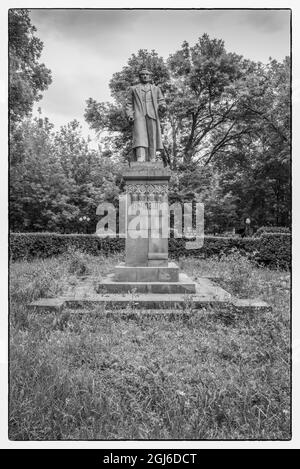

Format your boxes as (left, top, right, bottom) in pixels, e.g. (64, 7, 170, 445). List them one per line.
(9, 250, 291, 440)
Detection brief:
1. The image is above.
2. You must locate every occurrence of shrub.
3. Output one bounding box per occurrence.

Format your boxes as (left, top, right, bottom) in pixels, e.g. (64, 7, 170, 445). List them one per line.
(254, 226, 291, 237)
(256, 233, 291, 269)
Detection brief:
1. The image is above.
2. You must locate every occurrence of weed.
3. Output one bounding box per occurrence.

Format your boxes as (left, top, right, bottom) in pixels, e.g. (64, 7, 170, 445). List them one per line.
(64, 247, 90, 276)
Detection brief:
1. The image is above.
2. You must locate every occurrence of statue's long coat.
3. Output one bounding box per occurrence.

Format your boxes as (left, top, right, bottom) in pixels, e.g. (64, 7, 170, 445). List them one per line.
(125, 84, 165, 150)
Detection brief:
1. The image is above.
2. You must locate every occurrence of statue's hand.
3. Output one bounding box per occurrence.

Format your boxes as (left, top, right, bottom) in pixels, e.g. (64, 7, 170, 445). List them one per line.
(159, 104, 167, 115)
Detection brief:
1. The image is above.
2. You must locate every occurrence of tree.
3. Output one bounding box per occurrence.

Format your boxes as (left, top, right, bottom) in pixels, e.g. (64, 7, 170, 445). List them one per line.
(211, 57, 291, 227)
(9, 9, 52, 126)
(52, 120, 122, 232)
(11, 31, 289, 234)
(85, 36, 258, 169)
(10, 117, 122, 233)
(9, 115, 68, 231)
(167, 35, 260, 166)
(84, 36, 290, 230)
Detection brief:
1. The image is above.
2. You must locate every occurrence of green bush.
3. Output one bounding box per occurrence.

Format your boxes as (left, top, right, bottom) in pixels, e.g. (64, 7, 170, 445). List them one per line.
(254, 226, 291, 237)
(169, 236, 259, 259)
(10, 233, 125, 260)
(256, 233, 291, 268)
(10, 232, 291, 268)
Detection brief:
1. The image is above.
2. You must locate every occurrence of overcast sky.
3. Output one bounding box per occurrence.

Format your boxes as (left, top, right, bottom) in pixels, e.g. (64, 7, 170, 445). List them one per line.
(29, 9, 291, 142)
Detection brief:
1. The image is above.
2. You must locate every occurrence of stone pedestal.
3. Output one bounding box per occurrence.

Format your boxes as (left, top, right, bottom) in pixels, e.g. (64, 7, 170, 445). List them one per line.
(123, 162, 170, 267)
(103, 161, 196, 295)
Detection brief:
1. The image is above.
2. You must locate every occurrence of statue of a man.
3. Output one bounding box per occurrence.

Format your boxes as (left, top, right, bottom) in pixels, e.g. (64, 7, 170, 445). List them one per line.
(126, 68, 166, 162)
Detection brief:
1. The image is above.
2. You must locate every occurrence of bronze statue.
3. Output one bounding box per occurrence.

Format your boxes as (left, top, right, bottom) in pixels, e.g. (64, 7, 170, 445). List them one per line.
(126, 68, 166, 162)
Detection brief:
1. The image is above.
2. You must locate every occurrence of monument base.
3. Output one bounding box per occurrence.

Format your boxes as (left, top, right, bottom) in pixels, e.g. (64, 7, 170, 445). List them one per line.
(29, 276, 271, 313)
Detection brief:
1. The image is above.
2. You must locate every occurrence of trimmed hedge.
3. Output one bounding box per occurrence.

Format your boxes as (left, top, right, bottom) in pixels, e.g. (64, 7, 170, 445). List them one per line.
(9, 232, 291, 268)
(169, 234, 291, 268)
(257, 233, 291, 268)
(169, 236, 259, 258)
(9, 233, 125, 261)
(254, 226, 291, 237)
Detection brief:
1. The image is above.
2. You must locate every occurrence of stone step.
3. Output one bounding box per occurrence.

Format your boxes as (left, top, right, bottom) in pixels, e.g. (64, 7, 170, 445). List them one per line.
(63, 295, 229, 310)
(114, 261, 180, 282)
(29, 294, 270, 312)
(97, 272, 196, 294)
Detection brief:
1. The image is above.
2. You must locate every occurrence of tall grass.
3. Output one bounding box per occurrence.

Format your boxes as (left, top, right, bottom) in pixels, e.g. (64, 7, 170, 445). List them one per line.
(9, 251, 290, 440)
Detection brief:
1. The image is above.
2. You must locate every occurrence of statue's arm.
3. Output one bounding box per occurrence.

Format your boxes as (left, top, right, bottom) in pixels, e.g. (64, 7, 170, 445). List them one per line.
(125, 87, 134, 121)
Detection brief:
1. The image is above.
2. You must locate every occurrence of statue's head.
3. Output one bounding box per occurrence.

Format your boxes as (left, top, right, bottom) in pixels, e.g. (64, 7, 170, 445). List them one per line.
(139, 68, 152, 84)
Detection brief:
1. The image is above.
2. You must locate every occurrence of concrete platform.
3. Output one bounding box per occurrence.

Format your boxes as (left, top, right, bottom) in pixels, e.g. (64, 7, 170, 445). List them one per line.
(232, 298, 272, 313)
(28, 276, 271, 313)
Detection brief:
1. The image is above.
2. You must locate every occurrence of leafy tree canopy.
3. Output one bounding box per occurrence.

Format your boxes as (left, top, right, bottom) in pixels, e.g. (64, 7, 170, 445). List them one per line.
(9, 9, 52, 126)
(85, 34, 290, 229)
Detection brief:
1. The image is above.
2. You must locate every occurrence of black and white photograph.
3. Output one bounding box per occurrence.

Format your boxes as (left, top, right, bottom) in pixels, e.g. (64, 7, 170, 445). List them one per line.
(4, 3, 296, 448)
